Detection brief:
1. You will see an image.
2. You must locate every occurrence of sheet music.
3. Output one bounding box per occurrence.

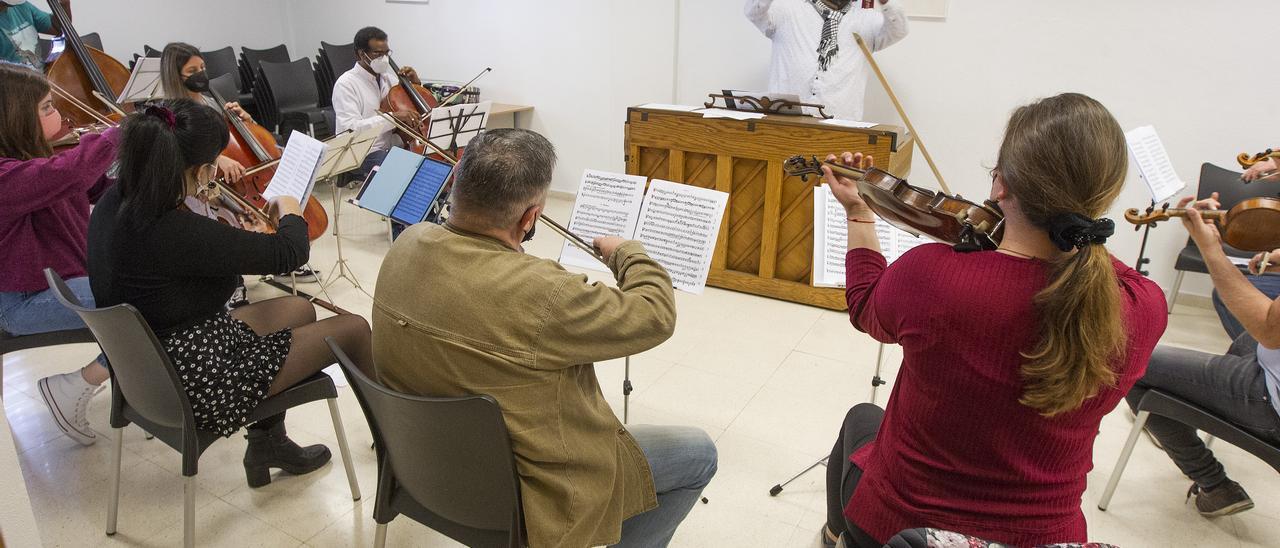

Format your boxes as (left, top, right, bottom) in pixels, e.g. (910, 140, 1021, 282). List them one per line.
(697, 108, 766, 121)
(635, 180, 728, 294)
(262, 131, 326, 204)
(390, 158, 452, 224)
(813, 186, 849, 288)
(811, 186, 934, 288)
(316, 126, 382, 180)
(1125, 125, 1185, 202)
(820, 119, 878, 129)
(560, 170, 648, 271)
(637, 103, 701, 112)
(118, 57, 163, 103)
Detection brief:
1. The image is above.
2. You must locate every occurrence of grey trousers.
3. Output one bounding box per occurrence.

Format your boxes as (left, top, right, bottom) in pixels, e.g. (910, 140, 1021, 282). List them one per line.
(1125, 333, 1280, 488)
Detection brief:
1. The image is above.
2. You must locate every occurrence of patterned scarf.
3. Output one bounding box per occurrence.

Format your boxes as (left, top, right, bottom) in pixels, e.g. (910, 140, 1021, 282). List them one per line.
(810, 0, 852, 71)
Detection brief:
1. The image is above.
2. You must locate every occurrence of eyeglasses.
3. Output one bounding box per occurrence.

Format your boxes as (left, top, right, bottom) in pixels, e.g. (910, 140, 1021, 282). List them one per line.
(365, 49, 392, 60)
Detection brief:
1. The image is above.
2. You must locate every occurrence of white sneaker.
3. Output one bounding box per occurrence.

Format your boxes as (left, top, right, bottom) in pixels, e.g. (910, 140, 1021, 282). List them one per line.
(37, 371, 103, 446)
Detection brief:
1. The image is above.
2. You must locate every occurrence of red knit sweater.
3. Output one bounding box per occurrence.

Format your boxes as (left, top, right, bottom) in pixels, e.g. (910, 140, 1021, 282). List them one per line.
(843, 244, 1166, 546)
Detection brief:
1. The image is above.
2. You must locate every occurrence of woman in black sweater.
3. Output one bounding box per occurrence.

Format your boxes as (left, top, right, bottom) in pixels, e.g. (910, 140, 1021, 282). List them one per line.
(87, 99, 374, 487)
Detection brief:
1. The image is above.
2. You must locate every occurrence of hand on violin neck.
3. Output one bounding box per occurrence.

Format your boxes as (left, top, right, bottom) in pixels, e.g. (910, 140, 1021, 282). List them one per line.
(1177, 193, 1223, 248)
(823, 152, 875, 218)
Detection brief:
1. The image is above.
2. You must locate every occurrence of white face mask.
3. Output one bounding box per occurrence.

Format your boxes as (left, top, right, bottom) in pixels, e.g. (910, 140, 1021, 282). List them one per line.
(366, 54, 391, 74)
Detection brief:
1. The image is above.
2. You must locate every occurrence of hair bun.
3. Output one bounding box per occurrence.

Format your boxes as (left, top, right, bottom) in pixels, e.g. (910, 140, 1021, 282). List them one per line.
(144, 105, 177, 130)
(1047, 213, 1114, 251)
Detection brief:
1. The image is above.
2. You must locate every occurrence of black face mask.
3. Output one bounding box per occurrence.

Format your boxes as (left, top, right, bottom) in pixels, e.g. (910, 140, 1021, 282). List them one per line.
(522, 223, 537, 243)
(183, 71, 210, 93)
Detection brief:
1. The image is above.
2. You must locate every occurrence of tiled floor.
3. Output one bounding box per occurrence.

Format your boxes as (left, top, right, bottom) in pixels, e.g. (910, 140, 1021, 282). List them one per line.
(5, 189, 1278, 547)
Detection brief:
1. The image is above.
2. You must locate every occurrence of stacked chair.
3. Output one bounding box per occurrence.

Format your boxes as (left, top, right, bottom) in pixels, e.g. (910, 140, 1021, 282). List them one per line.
(200, 46, 257, 118)
(315, 41, 356, 108)
(255, 58, 334, 142)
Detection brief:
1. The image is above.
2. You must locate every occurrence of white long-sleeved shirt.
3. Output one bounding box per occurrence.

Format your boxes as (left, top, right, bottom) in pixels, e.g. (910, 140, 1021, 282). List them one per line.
(331, 64, 398, 153)
(746, 0, 908, 121)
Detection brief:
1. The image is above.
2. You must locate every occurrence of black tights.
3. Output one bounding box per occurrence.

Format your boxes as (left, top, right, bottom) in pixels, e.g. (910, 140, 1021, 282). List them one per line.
(230, 296, 374, 431)
(825, 403, 885, 548)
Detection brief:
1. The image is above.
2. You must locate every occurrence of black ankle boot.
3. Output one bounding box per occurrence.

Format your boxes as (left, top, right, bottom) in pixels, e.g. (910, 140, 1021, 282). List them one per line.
(243, 421, 332, 488)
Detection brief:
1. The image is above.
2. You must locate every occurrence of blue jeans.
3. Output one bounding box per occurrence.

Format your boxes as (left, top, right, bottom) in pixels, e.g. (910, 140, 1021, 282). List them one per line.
(613, 425, 718, 548)
(1126, 334, 1280, 489)
(0, 277, 106, 366)
(1213, 274, 1280, 340)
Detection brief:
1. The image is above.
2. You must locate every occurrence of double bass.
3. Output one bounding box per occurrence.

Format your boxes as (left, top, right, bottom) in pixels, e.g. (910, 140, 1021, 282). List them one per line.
(41, 0, 130, 125)
(208, 86, 329, 240)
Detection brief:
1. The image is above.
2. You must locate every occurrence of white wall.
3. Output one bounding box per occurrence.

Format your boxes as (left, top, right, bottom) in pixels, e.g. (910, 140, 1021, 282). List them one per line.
(73, 0, 291, 63)
(78, 0, 1280, 297)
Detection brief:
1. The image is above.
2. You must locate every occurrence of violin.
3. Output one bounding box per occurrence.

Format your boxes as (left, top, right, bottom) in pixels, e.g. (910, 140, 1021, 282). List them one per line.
(1124, 198, 1280, 252)
(1237, 149, 1279, 169)
(380, 57, 435, 154)
(783, 155, 1005, 251)
(208, 86, 329, 240)
(41, 0, 131, 126)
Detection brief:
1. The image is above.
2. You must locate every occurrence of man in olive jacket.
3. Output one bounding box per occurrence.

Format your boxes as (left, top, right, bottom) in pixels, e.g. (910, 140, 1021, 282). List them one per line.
(373, 128, 717, 548)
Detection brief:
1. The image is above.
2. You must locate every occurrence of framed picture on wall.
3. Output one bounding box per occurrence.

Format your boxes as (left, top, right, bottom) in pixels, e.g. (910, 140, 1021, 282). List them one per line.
(898, 0, 948, 20)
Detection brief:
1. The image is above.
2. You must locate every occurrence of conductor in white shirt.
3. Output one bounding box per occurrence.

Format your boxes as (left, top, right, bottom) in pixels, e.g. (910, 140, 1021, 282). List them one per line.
(331, 26, 423, 237)
(746, 0, 908, 122)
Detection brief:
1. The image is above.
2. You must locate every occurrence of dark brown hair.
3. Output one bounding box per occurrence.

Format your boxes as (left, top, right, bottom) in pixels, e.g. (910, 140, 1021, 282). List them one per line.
(117, 98, 228, 230)
(0, 63, 54, 160)
(997, 93, 1129, 417)
(159, 42, 201, 100)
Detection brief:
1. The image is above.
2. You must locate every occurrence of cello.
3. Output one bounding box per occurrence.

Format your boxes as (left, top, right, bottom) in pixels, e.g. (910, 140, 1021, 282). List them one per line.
(208, 86, 329, 240)
(381, 56, 436, 154)
(41, 0, 131, 125)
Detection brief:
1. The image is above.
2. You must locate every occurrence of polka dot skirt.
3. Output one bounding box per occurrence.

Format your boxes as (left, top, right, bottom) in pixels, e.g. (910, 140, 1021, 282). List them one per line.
(161, 312, 292, 436)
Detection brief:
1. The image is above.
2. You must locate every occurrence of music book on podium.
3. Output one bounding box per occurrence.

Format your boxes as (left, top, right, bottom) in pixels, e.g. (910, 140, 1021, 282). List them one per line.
(352, 147, 453, 225)
(559, 170, 728, 294)
(812, 185, 930, 288)
(261, 131, 327, 205)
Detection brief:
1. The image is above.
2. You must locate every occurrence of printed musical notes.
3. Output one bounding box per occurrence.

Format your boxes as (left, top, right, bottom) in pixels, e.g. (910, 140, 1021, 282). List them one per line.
(812, 185, 932, 288)
(560, 170, 648, 270)
(1125, 125, 1185, 203)
(559, 171, 728, 294)
(262, 131, 326, 204)
(635, 181, 728, 294)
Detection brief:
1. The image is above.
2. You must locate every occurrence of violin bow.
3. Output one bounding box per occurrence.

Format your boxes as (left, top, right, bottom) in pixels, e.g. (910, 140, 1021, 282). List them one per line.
(435, 67, 493, 110)
(852, 33, 950, 194)
(47, 80, 116, 126)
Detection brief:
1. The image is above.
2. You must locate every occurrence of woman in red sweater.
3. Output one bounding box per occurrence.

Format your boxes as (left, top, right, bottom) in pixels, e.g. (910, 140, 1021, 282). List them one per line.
(0, 63, 115, 446)
(821, 93, 1167, 546)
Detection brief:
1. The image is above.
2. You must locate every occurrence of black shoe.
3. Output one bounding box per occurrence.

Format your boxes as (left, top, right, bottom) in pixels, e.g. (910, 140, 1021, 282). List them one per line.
(280, 267, 320, 283)
(243, 422, 332, 488)
(1187, 480, 1254, 517)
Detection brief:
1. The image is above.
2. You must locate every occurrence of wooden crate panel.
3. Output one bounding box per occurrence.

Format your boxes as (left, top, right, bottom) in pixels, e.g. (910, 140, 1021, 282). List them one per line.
(774, 173, 816, 284)
(726, 158, 766, 275)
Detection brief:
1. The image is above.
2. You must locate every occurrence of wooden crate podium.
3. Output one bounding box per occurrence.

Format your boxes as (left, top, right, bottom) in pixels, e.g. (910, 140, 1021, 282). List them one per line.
(624, 106, 914, 310)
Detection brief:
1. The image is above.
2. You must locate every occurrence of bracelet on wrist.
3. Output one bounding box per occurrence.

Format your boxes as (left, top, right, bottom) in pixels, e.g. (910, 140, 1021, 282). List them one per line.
(847, 217, 876, 224)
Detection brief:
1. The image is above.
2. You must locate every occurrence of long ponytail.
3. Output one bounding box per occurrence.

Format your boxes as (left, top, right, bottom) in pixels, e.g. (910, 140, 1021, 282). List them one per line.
(997, 93, 1129, 417)
(116, 98, 228, 231)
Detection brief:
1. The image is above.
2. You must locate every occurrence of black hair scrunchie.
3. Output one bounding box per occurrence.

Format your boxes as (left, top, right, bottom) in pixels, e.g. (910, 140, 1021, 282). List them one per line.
(1047, 213, 1114, 252)
(144, 105, 176, 129)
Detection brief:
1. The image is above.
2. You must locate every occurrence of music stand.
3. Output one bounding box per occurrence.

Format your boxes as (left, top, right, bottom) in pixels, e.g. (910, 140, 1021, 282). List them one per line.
(118, 57, 164, 104)
(427, 100, 491, 156)
(314, 128, 382, 298)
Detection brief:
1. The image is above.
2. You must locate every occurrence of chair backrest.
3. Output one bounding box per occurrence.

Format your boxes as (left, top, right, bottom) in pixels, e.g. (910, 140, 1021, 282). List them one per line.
(143, 44, 161, 58)
(201, 46, 242, 90)
(326, 339, 523, 537)
(1197, 163, 1278, 209)
(208, 74, 240, 108)
(257, 59, 320, 111)
(320, 41, 357, 77)
(240, 44, 290, 71)
(80, 32, 103, 51)
(43, 269, 192, 431)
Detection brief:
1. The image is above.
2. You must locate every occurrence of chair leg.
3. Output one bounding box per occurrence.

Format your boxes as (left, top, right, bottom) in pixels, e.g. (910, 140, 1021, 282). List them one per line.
(1099, 410, 1150, 511)
(106, 427, 123, 535)
(183, 475, 196, 548)
(374, 522, 388, 548)
(1167, 271, 1185, 314)
(328, 398, 362, 501)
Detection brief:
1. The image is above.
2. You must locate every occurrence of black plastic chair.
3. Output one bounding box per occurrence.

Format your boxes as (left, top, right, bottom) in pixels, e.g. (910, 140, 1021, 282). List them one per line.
(1098, 389, 1280, 511)
(44, 269, 361, 548)
(201, 46, 256, 114)
(257, 58, 333, 140)
(326, 338, 526, 548)
(1167, 162, 1280, 312)
(0, 328, 96, 395)
(239, 44, 290, 98)
(143, 44, 161, 58)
